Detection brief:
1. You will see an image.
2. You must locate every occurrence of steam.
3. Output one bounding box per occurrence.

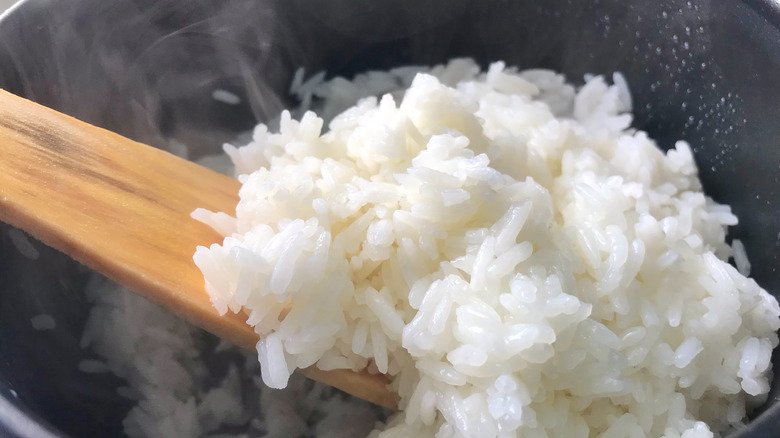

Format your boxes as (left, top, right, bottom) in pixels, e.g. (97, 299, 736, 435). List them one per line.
(0, 0, 479, 158)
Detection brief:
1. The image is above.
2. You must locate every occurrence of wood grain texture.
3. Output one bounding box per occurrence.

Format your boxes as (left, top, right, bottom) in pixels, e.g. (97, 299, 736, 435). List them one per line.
(0, 89, 397, 410)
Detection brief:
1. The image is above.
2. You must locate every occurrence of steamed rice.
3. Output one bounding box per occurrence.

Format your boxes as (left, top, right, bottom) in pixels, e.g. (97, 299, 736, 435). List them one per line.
(9, 228, 40, 260)
(80, 275, 385, 437)
(30, 313, 55, 331)
(193, 58, 780, 438)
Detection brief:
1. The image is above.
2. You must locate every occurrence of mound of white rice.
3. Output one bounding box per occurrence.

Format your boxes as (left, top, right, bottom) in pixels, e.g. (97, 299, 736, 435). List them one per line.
(191, 58, 780, 438)
(80, 275, 385, 437)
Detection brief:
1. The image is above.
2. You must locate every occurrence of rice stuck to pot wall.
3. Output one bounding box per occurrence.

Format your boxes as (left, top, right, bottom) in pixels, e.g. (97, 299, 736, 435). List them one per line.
(193, 59, 780, 438)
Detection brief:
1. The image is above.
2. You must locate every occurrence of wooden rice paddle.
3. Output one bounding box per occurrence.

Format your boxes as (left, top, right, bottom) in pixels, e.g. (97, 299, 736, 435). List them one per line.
(0, 89, 398, 410)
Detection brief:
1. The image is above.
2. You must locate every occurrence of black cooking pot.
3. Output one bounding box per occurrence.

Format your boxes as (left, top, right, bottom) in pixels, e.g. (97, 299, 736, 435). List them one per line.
(0, 0, 778, 436)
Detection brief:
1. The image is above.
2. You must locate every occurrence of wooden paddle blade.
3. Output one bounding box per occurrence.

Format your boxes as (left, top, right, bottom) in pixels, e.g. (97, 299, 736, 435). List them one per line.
(0, 89, 397, 410)
(0, 89, 253, 348)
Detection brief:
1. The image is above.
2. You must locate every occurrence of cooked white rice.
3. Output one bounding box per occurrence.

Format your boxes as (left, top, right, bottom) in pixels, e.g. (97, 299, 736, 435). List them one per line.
(212, 89, 242, 105)
(30, 313, 55, 331)
(80, 275, 385, 437)
(731, 239, 751, 277)
(193, 58, 780, 438)
(9, 228, 40, 260)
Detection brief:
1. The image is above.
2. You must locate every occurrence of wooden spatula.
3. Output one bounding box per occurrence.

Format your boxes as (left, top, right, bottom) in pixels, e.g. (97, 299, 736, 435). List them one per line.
(0, 89, 398, 410)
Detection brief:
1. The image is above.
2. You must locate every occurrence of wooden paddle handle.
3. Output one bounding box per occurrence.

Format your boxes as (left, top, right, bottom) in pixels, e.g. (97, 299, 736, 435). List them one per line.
(0, 89, 398, 410)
